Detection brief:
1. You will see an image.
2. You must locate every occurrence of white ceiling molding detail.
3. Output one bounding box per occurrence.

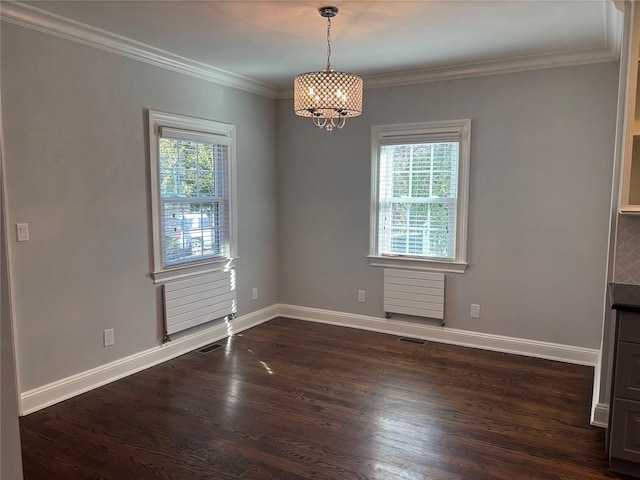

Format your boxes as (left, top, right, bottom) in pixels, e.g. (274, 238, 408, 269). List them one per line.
(362, 45, 619, 93)
(276, 44, 621, 99)
(0, 1, 278, 98)
(605, 0, 624, 57)
(280, 0, 623, 99)
(1, 1, 622, 102)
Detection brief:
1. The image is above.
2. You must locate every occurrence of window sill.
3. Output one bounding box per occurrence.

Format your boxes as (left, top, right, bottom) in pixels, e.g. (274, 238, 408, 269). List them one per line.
(367, 255, 468, 273)
(152, 257, 237, 284)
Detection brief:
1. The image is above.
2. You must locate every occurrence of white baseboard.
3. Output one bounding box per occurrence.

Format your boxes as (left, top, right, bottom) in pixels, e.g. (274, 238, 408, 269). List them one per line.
(20, 305, 278, 415)
(277, 304, 599, 366)
(21, 303, 601, 416)
(591, 402, 609, 428)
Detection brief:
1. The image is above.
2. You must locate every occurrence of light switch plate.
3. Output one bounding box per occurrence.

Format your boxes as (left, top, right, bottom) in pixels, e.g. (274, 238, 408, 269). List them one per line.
(16, 223, 29, 242)
(104, 329, 114, 347)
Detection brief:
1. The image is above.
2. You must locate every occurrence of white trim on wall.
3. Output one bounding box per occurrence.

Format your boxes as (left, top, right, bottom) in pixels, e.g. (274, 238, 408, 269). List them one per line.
(605, 0, 624, 58)
(278, 304, 600, 367)
(0, 1, 277, 99)
(593, 0, 632, 432)
(20, 305, 278, 415)
(592, 402, 610, 428)
(371, 0, 621, 90)
(369, 119, 471, 271)
(0, 58, 23, 411)
(0, 2, 621, 102)
(277, 46, 622, 99)
(19, 304, 602, 417)
(0, 42, 27, 478)
(361, 46, 621, 92)
(147, 109, 238, 279)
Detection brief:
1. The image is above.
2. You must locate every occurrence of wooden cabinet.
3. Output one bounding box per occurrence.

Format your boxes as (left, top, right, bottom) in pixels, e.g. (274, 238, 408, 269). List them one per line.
(621, 5, 640, 212)
(609, 309, 640, 476)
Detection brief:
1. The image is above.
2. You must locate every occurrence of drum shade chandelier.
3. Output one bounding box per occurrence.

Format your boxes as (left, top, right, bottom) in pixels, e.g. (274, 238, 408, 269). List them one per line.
(294, 6, 363, 132)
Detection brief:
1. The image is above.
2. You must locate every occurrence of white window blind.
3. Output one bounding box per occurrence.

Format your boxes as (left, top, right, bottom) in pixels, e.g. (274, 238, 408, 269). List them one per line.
(159, 135, 229, 265)
(370, 120, 470, 272)
(379, 141, 459, 259)
(148, 110, 236, 279)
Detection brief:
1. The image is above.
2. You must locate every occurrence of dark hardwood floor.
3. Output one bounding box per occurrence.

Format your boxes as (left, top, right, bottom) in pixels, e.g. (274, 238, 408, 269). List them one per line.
(20, 317, 623, 479)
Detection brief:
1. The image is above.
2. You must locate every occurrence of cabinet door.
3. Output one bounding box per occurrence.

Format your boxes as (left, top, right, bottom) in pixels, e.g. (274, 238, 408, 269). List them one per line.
(620, 3, 640, 211)
(615, 342, 640, 402)
(611, 398, 640, 463)
(619, 313, 640, 343)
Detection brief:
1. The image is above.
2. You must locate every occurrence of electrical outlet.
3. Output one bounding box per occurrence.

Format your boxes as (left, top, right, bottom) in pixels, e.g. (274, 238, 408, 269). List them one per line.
(252, 287, 258, 301)
(470, 304, 480, 318)
(358, 290, 366, 303)
(103, 328, 114, 347)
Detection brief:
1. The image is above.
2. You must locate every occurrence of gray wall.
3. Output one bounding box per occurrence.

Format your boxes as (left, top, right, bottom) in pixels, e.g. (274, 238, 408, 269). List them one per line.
(278, 62, 619, 349)
(1, 140, 24, 479)
(0, 17, 620, 410)
(1, 22, 278, 392)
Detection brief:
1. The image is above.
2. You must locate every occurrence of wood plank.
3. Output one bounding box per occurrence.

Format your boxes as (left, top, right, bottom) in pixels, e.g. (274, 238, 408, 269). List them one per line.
(20, 318, 619, 480)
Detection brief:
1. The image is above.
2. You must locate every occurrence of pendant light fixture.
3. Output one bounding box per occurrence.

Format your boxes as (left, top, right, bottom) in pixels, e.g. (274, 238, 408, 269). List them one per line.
(294, 6, 363, 132)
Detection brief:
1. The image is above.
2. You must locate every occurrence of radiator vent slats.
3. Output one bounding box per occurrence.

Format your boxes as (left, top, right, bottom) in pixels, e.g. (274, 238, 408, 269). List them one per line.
(163, 270, 236, 337)
(384, 269, 445, 323)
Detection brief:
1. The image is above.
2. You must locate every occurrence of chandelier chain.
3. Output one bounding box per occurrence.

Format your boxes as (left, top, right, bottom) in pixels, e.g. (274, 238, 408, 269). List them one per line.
(326, 17, 332, 70)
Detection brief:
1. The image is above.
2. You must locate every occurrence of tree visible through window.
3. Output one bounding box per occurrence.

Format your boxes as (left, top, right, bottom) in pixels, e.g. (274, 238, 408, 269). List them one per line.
(370, 120, 470, 272)
(148, 110, 236, 278)
(381, 142, 459, 258)
(160, 137, 225, 263)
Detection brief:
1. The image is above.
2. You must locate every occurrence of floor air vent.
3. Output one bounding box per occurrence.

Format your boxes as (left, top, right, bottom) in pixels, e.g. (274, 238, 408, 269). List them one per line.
(399, 337, 428, 345)
(198, 343, 223, 354)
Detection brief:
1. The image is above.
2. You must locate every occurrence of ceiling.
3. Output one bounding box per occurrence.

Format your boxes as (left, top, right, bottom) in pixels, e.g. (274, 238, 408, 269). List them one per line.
(7, 1, 623, 95)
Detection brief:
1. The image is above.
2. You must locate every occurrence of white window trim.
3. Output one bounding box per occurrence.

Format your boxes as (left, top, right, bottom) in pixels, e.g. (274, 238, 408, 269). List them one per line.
(148, 109, 238, 283)
(369, 119, 471, 273)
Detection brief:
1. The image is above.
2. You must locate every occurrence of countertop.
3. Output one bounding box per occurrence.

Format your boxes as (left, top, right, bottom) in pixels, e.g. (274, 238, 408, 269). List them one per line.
(609, 283, 640, 312)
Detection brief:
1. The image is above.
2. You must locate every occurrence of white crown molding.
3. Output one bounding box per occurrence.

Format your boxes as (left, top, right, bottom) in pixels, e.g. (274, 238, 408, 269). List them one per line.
(365, 47, 620, 91)
(1, 1, 622, 101)
(605, 0, 624, 57)
(0, 1, 278, 99)
(20, 305, 278, 415)
(277, 44, 621, 99)
(364, 0, 621, 94)
(1, 1, 622, 102)
(277, 2, 623, 100)
(277, 304, 600, 366)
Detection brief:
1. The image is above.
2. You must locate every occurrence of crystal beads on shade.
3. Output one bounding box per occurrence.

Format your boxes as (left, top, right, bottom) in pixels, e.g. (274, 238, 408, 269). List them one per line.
(294, 68, 363, 132)
(293, 5, 363, 132)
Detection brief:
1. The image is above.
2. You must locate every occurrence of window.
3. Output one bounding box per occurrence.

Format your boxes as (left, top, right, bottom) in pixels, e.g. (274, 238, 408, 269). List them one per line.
(369, 120, 470, 273)
(148, 110, 236, 281)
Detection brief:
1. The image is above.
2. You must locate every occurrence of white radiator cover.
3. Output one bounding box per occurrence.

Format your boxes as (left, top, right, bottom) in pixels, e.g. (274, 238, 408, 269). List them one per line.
(163, 270, 236, 337)
(384, 269, 445, 322)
